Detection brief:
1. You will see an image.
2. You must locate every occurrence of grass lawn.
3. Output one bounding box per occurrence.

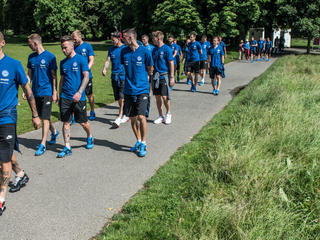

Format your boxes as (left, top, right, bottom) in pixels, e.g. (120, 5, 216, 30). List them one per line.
(2, 35, 237, 135)
(291, 38, 313, 49)
(97, 54, 320, 239)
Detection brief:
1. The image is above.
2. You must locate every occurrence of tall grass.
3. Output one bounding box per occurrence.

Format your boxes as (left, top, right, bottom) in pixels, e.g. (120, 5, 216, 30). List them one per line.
(98, 55, 320, 240)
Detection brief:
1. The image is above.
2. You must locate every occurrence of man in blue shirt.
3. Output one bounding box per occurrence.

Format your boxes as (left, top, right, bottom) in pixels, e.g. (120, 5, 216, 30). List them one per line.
(187, 33, 202, 92)
(0, 31, 41, 215)
(208, 36, 225, 95)
(142, 34, 155, 54)
(174, 39, 182, 82)
(257, 37, 265, 61)
(182, 39, 191, 84)
(218, 36, 227, 59)
(265, 37, 273, 61)
(72, 30, 96, 120)
(151, 30, 175, 125)
(199, 35, 211, 86)
(58, 35, 94, 158)
(102, 31, 129, 128)
(121, 28, 153, 157)
(249, 36, 257, 63)
(167, 35, 178, 87)
(25, 33, 59, 156)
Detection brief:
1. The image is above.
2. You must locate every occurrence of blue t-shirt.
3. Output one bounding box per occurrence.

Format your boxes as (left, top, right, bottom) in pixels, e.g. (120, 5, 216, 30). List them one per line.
(184, 45, 190, 63)
(200, 41, 211, 61)
(258, 40, 265, 50)
(266, 41, 272, 49)
(60, 54, 89, 101)
(121, 46, 153, 95)
(167, 43, 179, 64)
(74, 42, 94, 78)
(250, 40, 257, 50)
(175, 45, 181, 62)
(108, 44, 126, 79)
(243, 42, 250, 50)
(187, 41, 202, 62)
(152, 44, 173, 79)
(0, 54, 28, 125)
(219, 41, 226, 49)
(144, 44, 155, 54)
(207, 45, 224, 68)
(27, 50, 57, 97)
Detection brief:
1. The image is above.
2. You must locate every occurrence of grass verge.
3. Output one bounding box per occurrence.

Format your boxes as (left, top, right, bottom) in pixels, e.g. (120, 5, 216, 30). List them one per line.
(97, 54, 320, 239)
(3, 36, 237, 135)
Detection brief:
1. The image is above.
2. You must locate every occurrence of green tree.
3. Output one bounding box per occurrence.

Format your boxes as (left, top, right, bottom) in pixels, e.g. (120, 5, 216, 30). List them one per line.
(34, 0, 82, 37)
(153, 0, 204, 38)
(277, 0, 320, 53)
(4, 0, 36, 34)
(0, 0, 4, 31)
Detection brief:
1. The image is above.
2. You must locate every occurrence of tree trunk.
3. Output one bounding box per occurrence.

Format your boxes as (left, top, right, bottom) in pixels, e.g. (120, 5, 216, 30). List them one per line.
(307, 37, 311, 54)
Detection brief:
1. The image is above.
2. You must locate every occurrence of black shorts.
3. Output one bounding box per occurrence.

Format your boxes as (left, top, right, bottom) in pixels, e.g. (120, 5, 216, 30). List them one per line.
(209, 67, 222, 79)
(112, 79, 125, 101)
(258, 49, 264, 55)
(200, 60, 207, 70)
(60, 97, 88, 123)
(176, 62, 180, 71)
(85, 78, 93, 96)
(250, 49, 256, 55)
(266, 49, 272, 55)
(186, 61, 200, 74)
(153, 79, 168, 96)
(124, 93, 149, 117)
(35, 96, 52, 120)
(184, 62, 188, 73)
(0, 123, 15, 162)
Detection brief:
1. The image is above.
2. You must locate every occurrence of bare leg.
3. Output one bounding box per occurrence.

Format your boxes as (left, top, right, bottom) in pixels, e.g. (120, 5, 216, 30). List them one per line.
(118, 99, 124, 118)
(194, 73, 199, 85)
(79, 121, 92, 138)
(137, 115, 147, 142)
(131, 116, 141, 141)
(188, 72, 193, 83)
(162, 96, 170, 114)
(87, 94, 95, 112)
(216, 75, 222, 91)
(11, 154, 23, 177)
(211, 78, 215, 89)
(155, 95, 163, 116)
(0, 161, 12, 200)
(49, 121, 55, 134)
(63, 122, 71, 148)
(41, 119, 50, 146)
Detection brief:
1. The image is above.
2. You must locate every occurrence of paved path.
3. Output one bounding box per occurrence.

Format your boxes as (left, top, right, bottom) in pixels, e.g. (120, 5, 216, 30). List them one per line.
(1, 57, 277, 240)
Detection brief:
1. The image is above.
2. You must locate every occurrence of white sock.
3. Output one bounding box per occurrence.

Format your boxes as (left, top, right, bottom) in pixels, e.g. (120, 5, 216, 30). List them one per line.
(0, 197, 4, 202)
(141, 141, 146, 144)
(137, 139, 141, 143)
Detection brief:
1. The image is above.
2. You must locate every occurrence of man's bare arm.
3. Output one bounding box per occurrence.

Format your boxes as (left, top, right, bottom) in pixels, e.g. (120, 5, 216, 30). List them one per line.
(21, 83, 38, 118)
(78, 71, 89, 95)
(51, 69, 57, 91)
(199, 49, 203, 56)
(173, 50, 177, 58)
(102, 57, 111, 76)
(88, 56, 94, 70)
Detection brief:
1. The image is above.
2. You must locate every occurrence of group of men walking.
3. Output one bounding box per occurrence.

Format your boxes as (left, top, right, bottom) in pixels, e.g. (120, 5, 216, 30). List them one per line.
(0, 28, 227, 216)
(240, 36, 273, 62)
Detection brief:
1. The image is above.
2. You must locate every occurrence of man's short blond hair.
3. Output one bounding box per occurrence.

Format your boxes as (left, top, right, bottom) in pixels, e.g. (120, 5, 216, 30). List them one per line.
(28, 33, 42, 43)
(72, 30, 82, 38)
(0, 31, 4, 42)
(152, 31, 164, 41)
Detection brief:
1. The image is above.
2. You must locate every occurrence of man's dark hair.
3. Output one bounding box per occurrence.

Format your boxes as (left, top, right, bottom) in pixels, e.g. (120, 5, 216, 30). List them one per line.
(142, 34, 149, 40)
(168, 35, 174, 39)
(60, 35, 73, 44)
(190, 32, 196, 37)
(202, 35, 207, 38)
(123, 28, 137, 39)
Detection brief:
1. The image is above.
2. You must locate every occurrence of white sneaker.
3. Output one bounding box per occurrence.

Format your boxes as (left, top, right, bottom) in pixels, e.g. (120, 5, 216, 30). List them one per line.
(120, 115, 129, 124)
(154, 116, 164, 124)
(112, 117, 121, 127)
(165, 113, 172, 124)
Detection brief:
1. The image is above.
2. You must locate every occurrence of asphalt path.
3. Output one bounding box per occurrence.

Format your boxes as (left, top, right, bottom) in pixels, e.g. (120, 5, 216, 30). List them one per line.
(1, 57, 277, 240)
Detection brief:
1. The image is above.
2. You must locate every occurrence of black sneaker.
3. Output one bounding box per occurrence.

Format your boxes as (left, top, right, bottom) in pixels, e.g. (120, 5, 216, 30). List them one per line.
(0, 200, 6, 216)
(9, 172, 29, 193)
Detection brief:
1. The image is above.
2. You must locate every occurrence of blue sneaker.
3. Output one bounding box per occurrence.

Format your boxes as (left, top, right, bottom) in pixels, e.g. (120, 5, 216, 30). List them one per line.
(170, 86, 173, 91)
(35, 144, 46, 156)
(216, 90, 219, 95)
(193, 86, 196, 92)
(266, 59, 269, 61)
(187, 79, 191, 85)
(139, 143, 147, 157)
(70, 116, 75, 125)
(57, 146, 72, 158)
(212, 89, 216, 95)
(191, 83, 194, 91)
(89, 111, 95, 121)
(177, 76, 180, 82)
(49, 130, 59, 145)
(251, 60, 254, 63)
(206, 70, 209, 74)
(130, 141, 141, 152)
(87, 136, 94, 149)
(199, 80, 204, 86)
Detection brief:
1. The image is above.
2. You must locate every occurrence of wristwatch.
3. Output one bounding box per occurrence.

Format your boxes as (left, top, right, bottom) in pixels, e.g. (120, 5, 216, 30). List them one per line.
(170, 75, 174, 78)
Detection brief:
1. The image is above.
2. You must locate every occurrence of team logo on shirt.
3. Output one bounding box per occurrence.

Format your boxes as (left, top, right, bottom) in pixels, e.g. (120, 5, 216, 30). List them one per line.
(193, 46, 197, 49)
(137, 56, 142, 61)
(217, 50, 220, 53)
(82, 48, 86, 53)
(41, 59, 45, 64)
(204, 45, 207, 49)
(73, 62, 77, 67)
(111, 54, 115, 59)
(1, 70, 9, 77)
